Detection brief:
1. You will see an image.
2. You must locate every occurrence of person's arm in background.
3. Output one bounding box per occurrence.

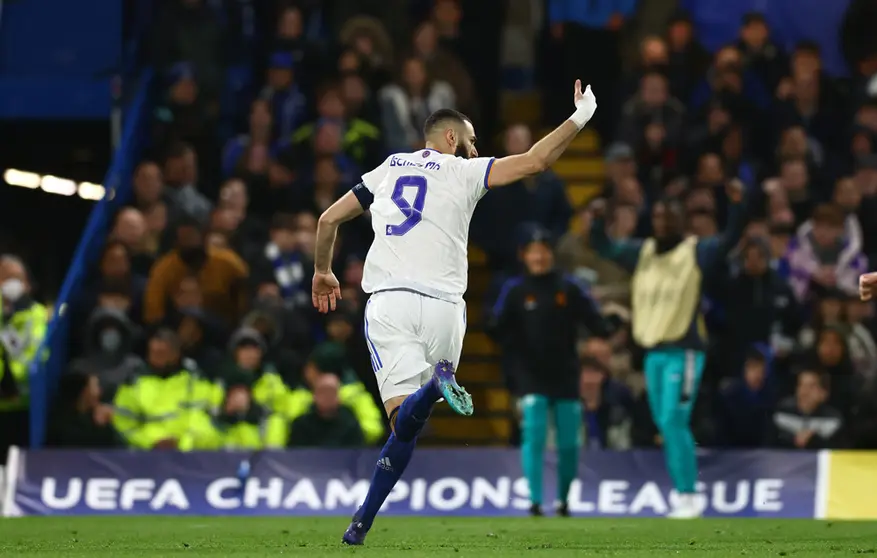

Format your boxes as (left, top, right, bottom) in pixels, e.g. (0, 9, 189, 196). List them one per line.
(485, 278, 523, 396)
(804, 410, 845, 449)
(143, 256, 174, 324)
(588, 201, 644, 273)
(696, 179, 748, 272)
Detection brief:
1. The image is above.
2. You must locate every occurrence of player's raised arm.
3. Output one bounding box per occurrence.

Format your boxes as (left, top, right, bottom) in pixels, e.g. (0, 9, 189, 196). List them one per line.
(312, 190, 364, 313)
(487, 80, 597, 188)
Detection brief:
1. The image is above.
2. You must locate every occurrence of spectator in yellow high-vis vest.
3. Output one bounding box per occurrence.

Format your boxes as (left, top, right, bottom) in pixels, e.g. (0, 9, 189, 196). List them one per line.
(0, 255, 48, 456)
(113, 329, 223, 451)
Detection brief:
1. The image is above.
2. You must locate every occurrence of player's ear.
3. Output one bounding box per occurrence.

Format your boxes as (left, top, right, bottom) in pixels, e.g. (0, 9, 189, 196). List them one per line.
(446, 128, 456, 149)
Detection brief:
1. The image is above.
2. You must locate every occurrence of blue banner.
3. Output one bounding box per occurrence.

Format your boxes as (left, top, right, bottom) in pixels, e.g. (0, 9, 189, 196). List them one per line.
(3, 448, 817, 518)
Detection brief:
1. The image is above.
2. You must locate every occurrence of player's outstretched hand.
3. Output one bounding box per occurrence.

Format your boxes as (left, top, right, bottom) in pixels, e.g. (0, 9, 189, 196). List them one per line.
(860, 272, 877, 301)
(574, 79, 597, 122)
(312, 270, 342, 313)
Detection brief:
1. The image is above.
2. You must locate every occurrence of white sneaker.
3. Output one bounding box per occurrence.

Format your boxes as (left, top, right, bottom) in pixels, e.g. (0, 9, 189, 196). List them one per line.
(667, 494, 702, 519)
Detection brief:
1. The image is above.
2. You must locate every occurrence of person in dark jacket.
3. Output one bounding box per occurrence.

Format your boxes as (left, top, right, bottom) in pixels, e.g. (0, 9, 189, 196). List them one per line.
(718, 237, 801, 379)
(716, 345, 777, 448)
(488, 227, 612, 517)
(71, 307, 144, 402)
(770, 369, 845, 449)
(288, 373, 364, 447)
(45, 371, 122, 448)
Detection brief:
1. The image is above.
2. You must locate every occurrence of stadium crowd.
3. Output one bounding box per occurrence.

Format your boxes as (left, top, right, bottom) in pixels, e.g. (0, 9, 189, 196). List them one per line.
(1, 0, 877, 457)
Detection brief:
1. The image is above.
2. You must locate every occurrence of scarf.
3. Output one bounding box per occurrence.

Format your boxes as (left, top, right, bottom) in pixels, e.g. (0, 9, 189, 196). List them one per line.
(265, 242, 308, 304)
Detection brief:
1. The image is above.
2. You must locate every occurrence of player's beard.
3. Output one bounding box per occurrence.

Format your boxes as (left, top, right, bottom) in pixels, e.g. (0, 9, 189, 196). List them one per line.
(455, 144, 471, 159)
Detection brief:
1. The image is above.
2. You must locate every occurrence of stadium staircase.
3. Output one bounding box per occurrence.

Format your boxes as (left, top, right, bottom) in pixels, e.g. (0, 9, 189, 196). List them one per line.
(428, 92, 605, 445)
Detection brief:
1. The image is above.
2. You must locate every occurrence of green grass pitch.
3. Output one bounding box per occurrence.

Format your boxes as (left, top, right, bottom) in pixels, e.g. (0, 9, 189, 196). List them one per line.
(0, 517, 875, 557)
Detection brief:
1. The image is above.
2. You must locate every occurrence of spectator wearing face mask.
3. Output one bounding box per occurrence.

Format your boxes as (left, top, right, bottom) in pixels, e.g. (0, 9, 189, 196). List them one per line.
(71, 307, 143, 402)
(0, 255, 48, 455)
(144, 216, 249, 327)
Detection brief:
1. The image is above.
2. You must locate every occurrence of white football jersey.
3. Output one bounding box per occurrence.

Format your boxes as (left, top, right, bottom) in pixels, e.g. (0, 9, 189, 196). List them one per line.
(357, 149, 495, 302)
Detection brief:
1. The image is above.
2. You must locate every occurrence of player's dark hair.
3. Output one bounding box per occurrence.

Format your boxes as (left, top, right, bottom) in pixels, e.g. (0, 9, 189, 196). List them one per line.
(423, 108, 471, 138)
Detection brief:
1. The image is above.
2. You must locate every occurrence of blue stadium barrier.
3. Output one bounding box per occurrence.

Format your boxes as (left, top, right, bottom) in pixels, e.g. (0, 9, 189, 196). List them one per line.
(28, 70, 155, 448)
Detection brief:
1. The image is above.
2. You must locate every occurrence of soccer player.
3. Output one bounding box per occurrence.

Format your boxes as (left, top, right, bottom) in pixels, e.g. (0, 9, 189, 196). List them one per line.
(312, 80, 598, 544)
(589, 181, 747, 519)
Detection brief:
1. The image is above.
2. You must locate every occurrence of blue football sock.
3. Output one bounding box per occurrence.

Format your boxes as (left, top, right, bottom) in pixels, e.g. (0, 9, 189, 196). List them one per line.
(356, 432, 416, 530)
(394, 379, 441, 442)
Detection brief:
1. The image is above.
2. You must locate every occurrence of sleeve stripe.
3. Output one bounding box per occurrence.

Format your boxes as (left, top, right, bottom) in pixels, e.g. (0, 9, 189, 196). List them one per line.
(483, 157, 495, 190)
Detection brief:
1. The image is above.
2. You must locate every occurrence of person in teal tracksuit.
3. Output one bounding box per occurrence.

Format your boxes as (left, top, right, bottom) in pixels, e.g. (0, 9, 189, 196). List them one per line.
(590, 181, 747, 518)
(489, 227, 613, 516)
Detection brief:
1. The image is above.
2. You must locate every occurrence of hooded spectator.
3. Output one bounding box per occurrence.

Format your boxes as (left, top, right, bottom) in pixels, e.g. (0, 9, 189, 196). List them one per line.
(71, 307, 143, 402)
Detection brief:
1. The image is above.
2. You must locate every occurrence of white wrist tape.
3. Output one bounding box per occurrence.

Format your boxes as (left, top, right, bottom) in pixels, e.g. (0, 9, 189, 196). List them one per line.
(569, 107, 591, 130)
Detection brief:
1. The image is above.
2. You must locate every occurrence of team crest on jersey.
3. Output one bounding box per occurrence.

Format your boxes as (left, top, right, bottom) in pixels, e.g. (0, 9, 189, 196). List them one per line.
(555, 292, 567, 307)
(524, 295, 537, 310)
(422, 150, 430, 158)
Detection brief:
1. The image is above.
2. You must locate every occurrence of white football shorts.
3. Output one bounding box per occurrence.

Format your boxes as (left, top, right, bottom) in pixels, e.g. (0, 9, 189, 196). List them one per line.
(363, 289, 467, 403)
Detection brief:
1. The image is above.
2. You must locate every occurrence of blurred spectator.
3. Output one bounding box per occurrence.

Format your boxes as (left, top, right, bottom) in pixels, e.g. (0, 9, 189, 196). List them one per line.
(556, 203, 630, 303)
(775, 68, 843, 153)
(616, 71, 686, 156)
(144, 216, 249, 326)
(281, 84, 380, 172)
(289, 343, 384, 444)
(341, 71, 381, 126)
(718, 237, 801, 376)
(152, 0, 224, 106)
(770, 370, 844, 449)
(664, 12, 710, 102)
(154, 62, 217, 153)
(259, 53, 308, 141)
(112, 329, 222, 451)
(253, 213, 312, 309)
(602, 142, 638, 196)
(131, 161, 165, 210)
(270, 4, 323, 90)
(214, 327, 291, 449)
(788, 204, 867, 302)
(580, 358, 635, 450)
(0, 255, 48, 454)
(143, 201, 169, 257)
(163, 142, 213, 225)
(79, 241, 147, 325)
(339, 15, 397, 87)
(737, 12, 787, 92)
(471, 125, 572, 273)
(690, 45, 770, 117)
(412, 20, 476, 116)
(45, 372, 121, 448)
(716, 346, 777, 448)
(110, 207, 155, 276)
(379, 56, 456, 153)
(72, 307, 143, 401)
(223, 99, 276, 178)
(288, 373, 364, 447)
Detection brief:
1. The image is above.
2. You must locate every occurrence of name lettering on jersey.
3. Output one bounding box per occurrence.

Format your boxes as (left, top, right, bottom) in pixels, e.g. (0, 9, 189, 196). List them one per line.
(390, 155, 441, 171)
